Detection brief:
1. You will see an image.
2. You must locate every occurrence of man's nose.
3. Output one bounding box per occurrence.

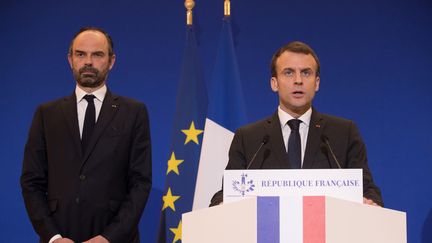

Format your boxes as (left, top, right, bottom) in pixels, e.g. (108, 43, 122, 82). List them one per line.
(84, 56, 93, 65)
(293, 73, 303, 84)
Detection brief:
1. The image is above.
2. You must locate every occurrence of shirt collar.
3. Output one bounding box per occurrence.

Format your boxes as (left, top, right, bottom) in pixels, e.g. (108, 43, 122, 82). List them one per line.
(278, 106, 312, 128)
(75, 85, 107, 103)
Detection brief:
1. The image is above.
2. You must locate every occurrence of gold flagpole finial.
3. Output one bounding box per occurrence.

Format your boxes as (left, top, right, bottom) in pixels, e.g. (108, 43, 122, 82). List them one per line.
(185, 0, 195, 25)
(224, 0, 231, 16)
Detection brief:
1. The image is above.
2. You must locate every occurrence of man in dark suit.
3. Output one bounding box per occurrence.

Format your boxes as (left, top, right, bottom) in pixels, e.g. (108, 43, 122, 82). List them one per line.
(21, 27, 152, 243)
(210, 41, 382, 206)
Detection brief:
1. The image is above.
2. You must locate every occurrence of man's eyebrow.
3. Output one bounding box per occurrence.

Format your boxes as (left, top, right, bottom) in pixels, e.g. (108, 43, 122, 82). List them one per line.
(74, 50, 105, 53)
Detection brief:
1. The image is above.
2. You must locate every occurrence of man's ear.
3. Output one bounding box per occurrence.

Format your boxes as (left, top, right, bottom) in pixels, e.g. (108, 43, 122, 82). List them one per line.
(270, 77, 279, 92)
(109, 54, 116, 70)
(67, 54, 73, 69)
(315, 76, 320, 92)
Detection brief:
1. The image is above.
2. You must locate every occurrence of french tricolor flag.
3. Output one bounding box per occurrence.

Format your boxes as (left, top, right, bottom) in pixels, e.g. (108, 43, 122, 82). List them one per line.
(192, 16, 247, 210)
(257, 196, 326, 243)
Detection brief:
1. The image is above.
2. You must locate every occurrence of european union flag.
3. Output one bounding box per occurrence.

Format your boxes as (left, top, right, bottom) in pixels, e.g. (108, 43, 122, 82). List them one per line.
(158, 25, 208, 243)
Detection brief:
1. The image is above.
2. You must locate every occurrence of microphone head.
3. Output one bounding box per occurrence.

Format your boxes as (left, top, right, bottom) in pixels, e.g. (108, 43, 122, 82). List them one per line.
(262, 134, 269, 144)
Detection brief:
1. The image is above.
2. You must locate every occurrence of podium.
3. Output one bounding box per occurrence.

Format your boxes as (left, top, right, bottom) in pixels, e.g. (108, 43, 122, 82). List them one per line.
(183, 196, 406, 243)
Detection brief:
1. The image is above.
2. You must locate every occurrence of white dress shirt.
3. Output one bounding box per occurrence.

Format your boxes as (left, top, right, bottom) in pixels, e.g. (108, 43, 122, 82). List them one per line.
(278, 106, 312, 167)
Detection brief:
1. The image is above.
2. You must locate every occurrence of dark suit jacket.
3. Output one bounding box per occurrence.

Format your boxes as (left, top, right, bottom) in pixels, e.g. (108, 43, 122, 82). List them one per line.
(210, 108, 383, 206)
(21, 90, 152, 243)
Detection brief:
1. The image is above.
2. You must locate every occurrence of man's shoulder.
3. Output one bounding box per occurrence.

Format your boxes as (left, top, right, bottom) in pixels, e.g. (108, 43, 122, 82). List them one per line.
(314, 110, 357, 131)
(110, 93, 147, 111)
(236, 113, 276, 134)
(114, 94, 144, 105)
(36, 95, 73, 111)
(319, 112, 353, 124)
(36, 92, 147, 111)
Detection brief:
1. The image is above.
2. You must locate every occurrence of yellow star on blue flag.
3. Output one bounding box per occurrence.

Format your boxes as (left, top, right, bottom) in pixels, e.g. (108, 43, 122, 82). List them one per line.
(169, 220, 182, 243)
(162, 187, 180, 212)
(181, 121, 203, 145)
(167, 152, 184, 175)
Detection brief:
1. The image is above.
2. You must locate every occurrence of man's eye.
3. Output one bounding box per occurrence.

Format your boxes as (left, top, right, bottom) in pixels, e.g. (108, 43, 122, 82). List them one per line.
(76, 53, 85, 57)
(302, 70, 312, 77)
(283, 70, 293, 76)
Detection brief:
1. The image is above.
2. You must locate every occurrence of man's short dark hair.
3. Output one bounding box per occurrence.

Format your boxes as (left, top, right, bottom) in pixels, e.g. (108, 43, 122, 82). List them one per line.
(68, 27, 114, 57)
(270, 41, 320, 77)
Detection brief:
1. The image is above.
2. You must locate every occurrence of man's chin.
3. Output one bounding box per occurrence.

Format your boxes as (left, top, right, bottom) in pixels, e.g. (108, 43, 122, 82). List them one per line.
(77, 78, 104, 88)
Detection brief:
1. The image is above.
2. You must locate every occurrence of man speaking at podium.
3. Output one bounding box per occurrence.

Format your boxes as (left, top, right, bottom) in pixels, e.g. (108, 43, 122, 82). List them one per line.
(210, 41, 383, 207)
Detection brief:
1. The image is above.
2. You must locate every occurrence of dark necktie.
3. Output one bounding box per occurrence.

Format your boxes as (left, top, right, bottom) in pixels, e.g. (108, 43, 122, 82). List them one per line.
(287, 119, 302, 169)
(82, 94, 96, 153)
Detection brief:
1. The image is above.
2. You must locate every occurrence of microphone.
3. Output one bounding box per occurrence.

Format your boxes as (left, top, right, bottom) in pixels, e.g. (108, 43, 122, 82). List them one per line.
(321, 135, 342, 169)
(246, 135, 269, 169)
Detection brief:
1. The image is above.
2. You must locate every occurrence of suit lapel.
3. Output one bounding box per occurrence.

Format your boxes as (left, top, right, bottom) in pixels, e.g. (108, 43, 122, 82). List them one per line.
(303, 108, 325, 169)
(61, 93, 83, 158)
(81, 91, 119, 167)
(264, 112, 290, 169)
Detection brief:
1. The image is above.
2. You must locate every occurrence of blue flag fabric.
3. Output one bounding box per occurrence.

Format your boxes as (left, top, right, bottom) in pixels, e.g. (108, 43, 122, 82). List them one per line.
(207, 16, 247, 131)
(192, 16, 248, 210)
(158, 25, 208, 243)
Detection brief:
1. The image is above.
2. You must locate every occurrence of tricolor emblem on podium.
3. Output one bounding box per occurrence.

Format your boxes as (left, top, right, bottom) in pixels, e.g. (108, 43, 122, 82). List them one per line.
(183, 196, 406, 243)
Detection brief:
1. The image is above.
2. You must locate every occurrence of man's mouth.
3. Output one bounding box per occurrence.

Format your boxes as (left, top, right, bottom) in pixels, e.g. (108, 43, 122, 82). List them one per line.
(80, 67, 98, 76)
(292, 91, 304, 97)
(81, 72, 96, 78)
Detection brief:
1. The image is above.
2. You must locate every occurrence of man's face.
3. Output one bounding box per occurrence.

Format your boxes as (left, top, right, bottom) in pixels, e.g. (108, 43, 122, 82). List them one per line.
(68, 30, 115, 89)
(270, 51, 320, 117)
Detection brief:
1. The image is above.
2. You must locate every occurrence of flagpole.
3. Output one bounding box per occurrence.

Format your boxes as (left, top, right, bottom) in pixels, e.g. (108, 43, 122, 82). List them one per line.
(185, 0, 195, 25)
(224, 0, 230, 16)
